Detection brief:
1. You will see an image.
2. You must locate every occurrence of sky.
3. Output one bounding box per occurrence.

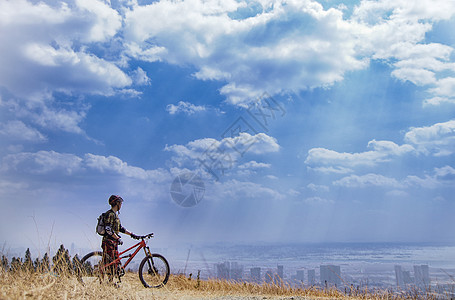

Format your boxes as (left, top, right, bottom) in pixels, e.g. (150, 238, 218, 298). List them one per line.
(1, 0, 455, 254)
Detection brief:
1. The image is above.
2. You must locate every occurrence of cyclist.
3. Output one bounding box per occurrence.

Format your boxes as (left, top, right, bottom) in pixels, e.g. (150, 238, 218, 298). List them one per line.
(102, 195, 137, 278)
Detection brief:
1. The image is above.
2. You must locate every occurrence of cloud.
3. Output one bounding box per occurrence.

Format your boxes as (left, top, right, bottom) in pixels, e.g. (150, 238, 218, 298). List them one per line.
(1, 151, 83, 175)
(131, 67, 151, 86)
(351, 0, 455, 106)
(207, 179, 284, 202)
(165, 133, 279, 181)
(305, 139, 414, 170)
(0, 120, 46, 142)
(303, 196, 334, 205)
(2, 97, 89, 134)
(1, 150, 172, 184)
(238, 160, 271, 169)
(123, 0, 368, 105)
(166, 101, 207, 115)
(333, 173, 404, 188)
(165, 132, 280, 168)
(84, 153, 170, 182)
(75, 0, 122, 43)
(404, 120, 455, 156)
(423, 97, 455, 107)
(0, 0, 132, 101)
(307, 166, 353, 174)
(307, 183, 329, 192)
(333, 166, 455, 190)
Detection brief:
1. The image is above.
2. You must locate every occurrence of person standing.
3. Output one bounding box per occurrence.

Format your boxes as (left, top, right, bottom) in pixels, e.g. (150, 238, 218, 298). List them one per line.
(102, 195, 137, 278)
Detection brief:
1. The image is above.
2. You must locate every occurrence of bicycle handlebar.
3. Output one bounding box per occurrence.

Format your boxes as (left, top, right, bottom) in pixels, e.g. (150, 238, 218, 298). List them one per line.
(131, 233, 154, 240)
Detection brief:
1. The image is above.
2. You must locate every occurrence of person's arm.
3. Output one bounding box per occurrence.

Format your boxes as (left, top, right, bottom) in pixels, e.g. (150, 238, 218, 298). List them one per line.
(119, 225, 134, 237)
(105, 211, 121, 240)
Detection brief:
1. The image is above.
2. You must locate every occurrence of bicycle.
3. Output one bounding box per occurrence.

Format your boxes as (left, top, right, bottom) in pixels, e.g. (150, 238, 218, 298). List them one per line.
(77, 233, 170, 288)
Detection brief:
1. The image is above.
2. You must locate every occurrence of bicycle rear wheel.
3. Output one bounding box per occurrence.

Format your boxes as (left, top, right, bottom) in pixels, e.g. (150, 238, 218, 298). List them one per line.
(79, 251, 112, 284)
(138, 254, 170, 288)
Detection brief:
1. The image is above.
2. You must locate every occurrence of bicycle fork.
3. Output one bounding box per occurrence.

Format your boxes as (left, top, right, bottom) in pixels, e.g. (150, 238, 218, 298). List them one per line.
(143, 246, 157, 276)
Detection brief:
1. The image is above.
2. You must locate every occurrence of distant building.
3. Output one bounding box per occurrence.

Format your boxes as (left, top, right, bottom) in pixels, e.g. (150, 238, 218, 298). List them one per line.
(395, 265, 404, 287)
(230, 262, 243, 281)
(216, 262, 230, 280)
(402, 271, 412, 284)
(414, 265, 430, 287)
(250, 267, 261, 283)
(308, 269, 316, 285)
(320, 265, 341, 287)
(265, 270, 274, 283)
(277, 265, 284, 280)
(275, 265, 284, 285)
(296, 270, 304, 282)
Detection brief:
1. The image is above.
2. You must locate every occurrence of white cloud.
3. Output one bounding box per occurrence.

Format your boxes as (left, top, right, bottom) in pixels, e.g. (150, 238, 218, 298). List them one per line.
(166, 101, 207, 115)
(165, 133, 279, 175)
(351, 0, 455, 105)
(434, 165, 455, 181)
(307, 183, 329, 192)
(303, 196, 334, 205)
(423, 97, 455, 107)
(123, 0, 368, 105)
(2, 151, 83, 175)
(238, 161, 271, 169)
(2, 98, 90, 135)
(404, 120, 455, 156)
(131, 67, 151, 86)
(333, 165, 455, 190)
(207, 179, 284, 202)
(404, 175, 441, 189)
(0, 0, 132, 101)
(307, 166, 354, 174)
(84, 153, 170, 182)
(305, 139, 414, 169)
(1, 150, 171, 184)
(391, 68, 436, 86)
(75, 0, 122, 43)
(430, 77, 455, 98)
(0, 120, 46, 142)
(333, 173, 403, 188)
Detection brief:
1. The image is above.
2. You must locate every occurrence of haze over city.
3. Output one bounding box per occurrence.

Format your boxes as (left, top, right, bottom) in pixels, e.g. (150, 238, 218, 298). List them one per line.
(1, 0, 455, 254)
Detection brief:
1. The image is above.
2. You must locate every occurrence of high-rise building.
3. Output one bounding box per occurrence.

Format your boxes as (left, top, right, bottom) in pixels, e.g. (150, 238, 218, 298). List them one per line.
(216, 261, 243, 280)
(320, 265, 341, 287)
(414, 265, 430, 287)
(403, 271, 412, 284)
(395, 265, 404, 287)
(296, 270, 304, 282)
(308, 269, 316, 285)
(265, 270, 274, 283)
(216, 262, 230, 280)
(250, 267, 261, 283)
(277, 265, 284, 283)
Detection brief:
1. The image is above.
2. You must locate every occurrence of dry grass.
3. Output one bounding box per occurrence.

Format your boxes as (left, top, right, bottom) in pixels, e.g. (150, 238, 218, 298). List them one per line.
(0, 268, 441, 300)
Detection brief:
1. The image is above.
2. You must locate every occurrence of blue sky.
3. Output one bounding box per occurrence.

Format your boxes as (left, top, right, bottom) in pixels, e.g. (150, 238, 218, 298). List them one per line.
(1, 0, 455, 253)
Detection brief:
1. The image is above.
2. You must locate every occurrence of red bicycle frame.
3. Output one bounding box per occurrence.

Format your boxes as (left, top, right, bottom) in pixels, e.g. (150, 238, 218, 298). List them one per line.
(103, 239, 152, 270)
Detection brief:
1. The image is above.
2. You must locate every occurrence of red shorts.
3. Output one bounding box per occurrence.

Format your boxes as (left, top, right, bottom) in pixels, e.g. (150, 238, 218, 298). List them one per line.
(101, 239, 119, 268)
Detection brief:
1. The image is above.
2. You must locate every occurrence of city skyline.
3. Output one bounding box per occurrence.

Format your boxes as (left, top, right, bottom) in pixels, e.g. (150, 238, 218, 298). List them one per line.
(1, 0, 455, 251)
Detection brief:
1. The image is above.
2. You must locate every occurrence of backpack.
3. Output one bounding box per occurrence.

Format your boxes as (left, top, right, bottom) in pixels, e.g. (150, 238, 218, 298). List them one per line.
(96, 211, 108, 236)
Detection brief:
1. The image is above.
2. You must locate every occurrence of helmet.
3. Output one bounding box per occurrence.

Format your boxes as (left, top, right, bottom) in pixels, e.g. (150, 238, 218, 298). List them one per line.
(109, 195, 123, 206)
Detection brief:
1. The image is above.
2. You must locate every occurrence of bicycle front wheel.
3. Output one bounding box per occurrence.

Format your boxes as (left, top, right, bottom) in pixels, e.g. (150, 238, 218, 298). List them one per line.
(138, 254, 170, 288)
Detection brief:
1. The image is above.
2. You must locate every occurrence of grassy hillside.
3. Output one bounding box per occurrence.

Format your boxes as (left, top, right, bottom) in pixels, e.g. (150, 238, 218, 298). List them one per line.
(0, 268, 440, 300)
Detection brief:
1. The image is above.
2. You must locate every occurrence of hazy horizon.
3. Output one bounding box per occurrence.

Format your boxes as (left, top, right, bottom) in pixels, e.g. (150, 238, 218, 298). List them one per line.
(1, 0, 455, 251)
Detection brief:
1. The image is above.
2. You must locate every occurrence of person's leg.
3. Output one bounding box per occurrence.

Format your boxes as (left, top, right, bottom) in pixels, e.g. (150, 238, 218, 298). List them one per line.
(102, 240, 117, 281)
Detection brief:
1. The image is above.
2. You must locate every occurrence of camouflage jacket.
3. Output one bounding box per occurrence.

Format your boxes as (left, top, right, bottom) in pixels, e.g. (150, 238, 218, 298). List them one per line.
(102, 209, 126, 241)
